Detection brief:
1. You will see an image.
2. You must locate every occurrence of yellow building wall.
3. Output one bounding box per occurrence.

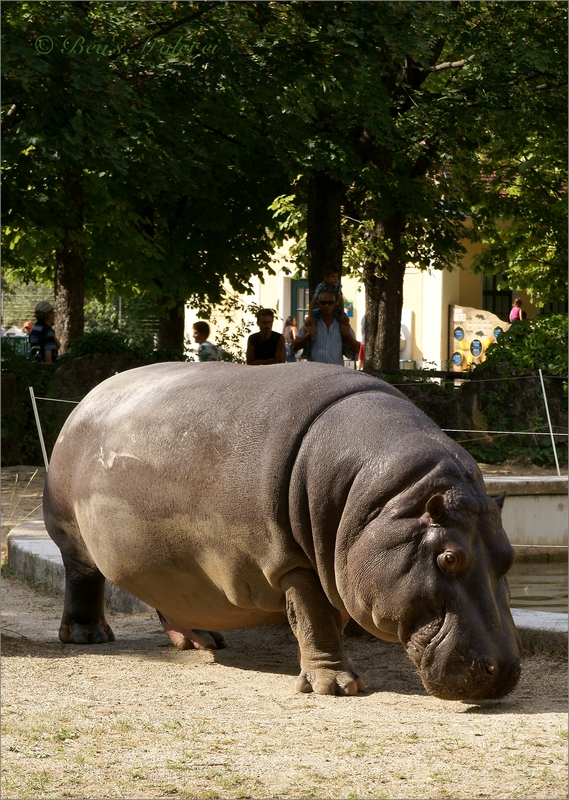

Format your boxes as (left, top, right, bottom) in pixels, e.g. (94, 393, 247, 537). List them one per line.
(402, 266, 462, 368)
(401, 267, 423, 365)
(185, 242, 365, 359)
(185, 234, 543, 363)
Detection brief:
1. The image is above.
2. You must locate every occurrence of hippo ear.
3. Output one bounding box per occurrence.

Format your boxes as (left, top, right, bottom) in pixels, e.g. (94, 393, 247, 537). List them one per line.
(426, 494, 446, 524)
(495, 491, 507, 511)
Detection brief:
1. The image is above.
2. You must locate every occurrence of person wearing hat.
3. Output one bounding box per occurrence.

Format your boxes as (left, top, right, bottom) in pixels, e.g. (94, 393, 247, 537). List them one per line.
(29, 302, 60, 363)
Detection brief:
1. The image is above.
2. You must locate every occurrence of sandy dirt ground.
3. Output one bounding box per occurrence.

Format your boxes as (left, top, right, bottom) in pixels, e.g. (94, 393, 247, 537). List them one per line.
(2, 466, 568, 800)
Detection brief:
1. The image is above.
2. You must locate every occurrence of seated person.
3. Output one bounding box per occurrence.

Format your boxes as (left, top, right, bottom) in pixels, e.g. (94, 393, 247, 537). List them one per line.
(246, 309, 286, 365)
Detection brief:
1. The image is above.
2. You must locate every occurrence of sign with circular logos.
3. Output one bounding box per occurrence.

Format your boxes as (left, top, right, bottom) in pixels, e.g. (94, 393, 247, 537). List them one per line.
(449, 306, 511, 372)
(470, 339, 483, 357)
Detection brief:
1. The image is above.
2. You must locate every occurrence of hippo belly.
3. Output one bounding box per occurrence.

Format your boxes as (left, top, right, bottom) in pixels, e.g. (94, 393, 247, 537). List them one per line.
(44, 362, 521, 699)
(72, 493, 293, 631)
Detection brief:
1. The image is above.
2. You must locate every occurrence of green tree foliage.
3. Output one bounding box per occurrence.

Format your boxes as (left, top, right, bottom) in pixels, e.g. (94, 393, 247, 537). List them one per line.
(3, 2, 566, 361)
(2, 1, 288, 352)
(446, 3, 568, 305)
(2, 1, 150, 348)
(250, 2, 567, 367)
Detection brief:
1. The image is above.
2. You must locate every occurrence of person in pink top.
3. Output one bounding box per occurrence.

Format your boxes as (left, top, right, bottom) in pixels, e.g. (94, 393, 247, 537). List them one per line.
(509, 298, 526, 322)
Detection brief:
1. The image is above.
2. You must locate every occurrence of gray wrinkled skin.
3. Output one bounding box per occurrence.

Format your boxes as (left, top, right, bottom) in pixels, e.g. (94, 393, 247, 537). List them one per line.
(44, 362, 521, 700)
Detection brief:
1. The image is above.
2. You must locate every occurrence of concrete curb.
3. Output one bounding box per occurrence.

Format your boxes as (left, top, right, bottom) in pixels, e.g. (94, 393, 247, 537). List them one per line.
(511, 609, 568, 655)
(7, 518, 152, 615)
(484, 475, 568, 497)
(6, 517, 568, 654)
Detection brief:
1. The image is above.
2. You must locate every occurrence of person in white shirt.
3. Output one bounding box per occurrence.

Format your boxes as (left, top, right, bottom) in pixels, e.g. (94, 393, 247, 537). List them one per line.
(292, 290, 359, 364)
(192, 321, 223, 361)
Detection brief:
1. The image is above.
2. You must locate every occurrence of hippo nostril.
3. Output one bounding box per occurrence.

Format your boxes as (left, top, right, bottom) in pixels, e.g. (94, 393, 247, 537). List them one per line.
(475, 656, 496, 675)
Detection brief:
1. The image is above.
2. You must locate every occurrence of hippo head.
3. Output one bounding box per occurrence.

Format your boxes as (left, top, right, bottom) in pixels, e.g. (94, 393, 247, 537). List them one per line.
(337, 488, 522, 702)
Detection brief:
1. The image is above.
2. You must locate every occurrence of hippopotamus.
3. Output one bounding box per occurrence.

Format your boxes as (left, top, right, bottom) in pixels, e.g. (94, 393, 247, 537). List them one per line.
(44, 362, 521, 700)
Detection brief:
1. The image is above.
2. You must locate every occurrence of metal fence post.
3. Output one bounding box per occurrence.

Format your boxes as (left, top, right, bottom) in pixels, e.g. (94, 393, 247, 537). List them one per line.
(29, 386, 49, 473)
(538, 369, 561, 477)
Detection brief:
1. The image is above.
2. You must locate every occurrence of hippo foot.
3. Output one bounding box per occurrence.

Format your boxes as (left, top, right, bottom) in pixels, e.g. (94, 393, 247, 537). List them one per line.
(157, 612, 226, 650)
(167, 628, 227, 651)
(59, 619, 115, 645)
(295, 664, 366, 696)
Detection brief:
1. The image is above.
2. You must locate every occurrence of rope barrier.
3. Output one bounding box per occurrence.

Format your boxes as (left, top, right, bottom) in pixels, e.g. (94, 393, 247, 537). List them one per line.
(391, 374, 567, 384)
(29, 383, 567, 472)
(32, 396, 81, 404)
(442, 429, 568, 437)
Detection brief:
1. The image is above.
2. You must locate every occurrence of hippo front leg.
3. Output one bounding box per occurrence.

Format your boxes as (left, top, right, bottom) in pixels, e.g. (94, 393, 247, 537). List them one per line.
(281, 568, 365, 696)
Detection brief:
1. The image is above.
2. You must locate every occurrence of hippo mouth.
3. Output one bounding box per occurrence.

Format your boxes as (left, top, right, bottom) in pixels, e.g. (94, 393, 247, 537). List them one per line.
(405, 612, 522, 701)
(405, 614, 446, 670)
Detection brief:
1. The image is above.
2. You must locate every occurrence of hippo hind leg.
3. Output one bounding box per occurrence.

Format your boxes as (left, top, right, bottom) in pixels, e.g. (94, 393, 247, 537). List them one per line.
(156, 611, 226, 651)
(46, 519, 115, 645)
(59, 566, 115, 644)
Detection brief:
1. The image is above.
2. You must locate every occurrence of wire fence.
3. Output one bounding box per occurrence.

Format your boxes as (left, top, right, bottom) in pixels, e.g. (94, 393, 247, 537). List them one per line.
(29, 367, 567, 476)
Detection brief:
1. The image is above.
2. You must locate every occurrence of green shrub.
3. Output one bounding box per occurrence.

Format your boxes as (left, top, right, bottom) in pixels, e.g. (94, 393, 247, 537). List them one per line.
(60, 331, 189, 364)
(1, 345, 60, 465)
(1, 330, 189, 466)
(61, 330, 151, 361)
(479, 313, 568, 377)
(465, 314, 567, 466)
(369, 315, 567, 467)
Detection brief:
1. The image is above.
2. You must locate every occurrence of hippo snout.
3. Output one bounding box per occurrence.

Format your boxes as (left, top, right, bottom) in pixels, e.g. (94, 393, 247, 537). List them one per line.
(420, 649, 522, 702)
(473, 653, 520, 679)
(471, 652, 521, 687)
(404, 609, 522, 702)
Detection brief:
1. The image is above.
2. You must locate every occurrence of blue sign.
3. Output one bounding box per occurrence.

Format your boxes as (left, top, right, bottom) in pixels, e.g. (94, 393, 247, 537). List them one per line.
(470, 339, 483, 357)
(454, 327, 464, 341)
(494, 326, 503, 339)
(451, 352, 463, 367)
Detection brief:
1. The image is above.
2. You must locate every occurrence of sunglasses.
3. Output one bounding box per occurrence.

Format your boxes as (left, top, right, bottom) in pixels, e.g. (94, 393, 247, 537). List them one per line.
(318, 300, 335, 306)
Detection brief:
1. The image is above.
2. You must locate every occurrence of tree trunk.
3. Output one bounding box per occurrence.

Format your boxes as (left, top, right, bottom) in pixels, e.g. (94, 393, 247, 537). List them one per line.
(54, 171, 85, 354)
(306, 173, 344, 297)
(156, 297, 186, 353)
(363, 215, 406, 371)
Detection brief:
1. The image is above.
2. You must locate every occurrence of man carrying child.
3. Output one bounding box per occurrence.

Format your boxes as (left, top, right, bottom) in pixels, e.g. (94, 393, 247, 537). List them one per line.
(293, 289, 359, 365)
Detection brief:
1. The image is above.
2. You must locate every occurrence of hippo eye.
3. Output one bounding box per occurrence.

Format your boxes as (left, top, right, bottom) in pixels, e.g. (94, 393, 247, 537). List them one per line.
(437, 549, 466, 575)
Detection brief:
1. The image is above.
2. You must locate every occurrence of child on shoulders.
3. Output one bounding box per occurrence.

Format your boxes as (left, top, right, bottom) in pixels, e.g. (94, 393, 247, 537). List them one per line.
(309, 268, 348, 322)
